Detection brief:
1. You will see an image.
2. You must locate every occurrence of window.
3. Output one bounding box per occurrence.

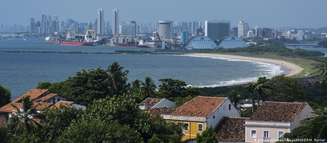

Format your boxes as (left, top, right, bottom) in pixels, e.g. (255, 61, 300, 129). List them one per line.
(182, 123, 189, 131)
(228, 104, 231, 110)
(263, 131, 269, 139)
(278, 131, 284, 138)
(198, 124, 203, 131)
(251, 130, 257, 138)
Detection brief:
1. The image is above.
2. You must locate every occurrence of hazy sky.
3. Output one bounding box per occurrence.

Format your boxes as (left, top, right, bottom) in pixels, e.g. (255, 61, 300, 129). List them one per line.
(0, 0, 326, 28)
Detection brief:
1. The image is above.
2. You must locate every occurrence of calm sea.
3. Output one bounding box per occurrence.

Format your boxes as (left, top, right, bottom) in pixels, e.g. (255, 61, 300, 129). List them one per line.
(0, 39, 281, 97)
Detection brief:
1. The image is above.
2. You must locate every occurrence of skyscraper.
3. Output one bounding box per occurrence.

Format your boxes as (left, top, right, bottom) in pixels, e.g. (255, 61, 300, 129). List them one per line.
(113, 9, 119, 36)
(204, 20, 230, 41)
(238, 20, 249, 38)
(41, 14, 48, 35)
(97, 8, 105, 36)
(30, 18, 36, 33)
(158, 20, 172, 40)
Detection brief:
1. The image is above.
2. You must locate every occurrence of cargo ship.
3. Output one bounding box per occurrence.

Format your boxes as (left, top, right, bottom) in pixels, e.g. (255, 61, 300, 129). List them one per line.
(46, 30, 100, 46)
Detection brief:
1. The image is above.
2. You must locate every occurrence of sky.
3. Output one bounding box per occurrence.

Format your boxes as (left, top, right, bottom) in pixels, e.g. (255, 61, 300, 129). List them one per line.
(0, 0, 326, 28)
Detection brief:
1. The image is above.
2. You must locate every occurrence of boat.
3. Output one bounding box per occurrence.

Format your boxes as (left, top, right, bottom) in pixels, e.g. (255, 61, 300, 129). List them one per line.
(59, 30, 99, 46)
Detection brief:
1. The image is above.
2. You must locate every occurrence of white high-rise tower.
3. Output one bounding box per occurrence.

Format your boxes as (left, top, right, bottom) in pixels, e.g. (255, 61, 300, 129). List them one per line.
(113, 9, 119, 36)
(97, 8, 105, 36)
(238, 20, 249, 38)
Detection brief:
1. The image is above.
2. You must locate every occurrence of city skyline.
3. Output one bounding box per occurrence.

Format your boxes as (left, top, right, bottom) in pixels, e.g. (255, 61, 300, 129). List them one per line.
(0, 0, 326, 28)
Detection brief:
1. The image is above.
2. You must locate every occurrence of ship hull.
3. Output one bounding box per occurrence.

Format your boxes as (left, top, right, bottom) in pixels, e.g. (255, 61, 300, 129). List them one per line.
(60, 41, 84, 46)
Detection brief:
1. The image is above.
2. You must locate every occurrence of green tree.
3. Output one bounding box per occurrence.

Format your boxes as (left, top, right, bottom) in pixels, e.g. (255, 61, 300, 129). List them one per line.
(7, 97, 39, 131)
(37, 108, 82, 142)
(252, 77, 271, 105)
(265, 76, 304, 101)
(57, 62, 130, 104)
(158, 79, 187, 98)
(36, 82, 52, 89)
(6, 97, 43, 143)
(107, 62, 130, 96)
(131, 80, 144, 102)
(227, 89, 242, 106)
(58, 118, 142, 143)
(142, 77, 156, 98)
(149, 116, 182, 143)
(0, 127, 8, 143)
(196, 128, 217, 143)
(0, 85, 11, 107)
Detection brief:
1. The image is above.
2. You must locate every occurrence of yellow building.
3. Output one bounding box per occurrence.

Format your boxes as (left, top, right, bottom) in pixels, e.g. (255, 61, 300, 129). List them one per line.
(162, 96, 240, 141)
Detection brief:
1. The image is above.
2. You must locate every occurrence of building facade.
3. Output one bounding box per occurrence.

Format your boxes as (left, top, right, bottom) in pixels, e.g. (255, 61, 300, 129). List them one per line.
(245, 101, 314, 143)
(238, 20, 249, 38)
(158, 20, 172, 41)
(96, 8, 105, 36)
(113, 9, 119, 36)
(162, 96, 240, 141)
(205, 20, 230, 41)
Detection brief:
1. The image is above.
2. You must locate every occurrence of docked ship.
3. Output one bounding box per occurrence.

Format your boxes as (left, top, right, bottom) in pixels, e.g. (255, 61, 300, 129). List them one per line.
(46, 30, 100, 46)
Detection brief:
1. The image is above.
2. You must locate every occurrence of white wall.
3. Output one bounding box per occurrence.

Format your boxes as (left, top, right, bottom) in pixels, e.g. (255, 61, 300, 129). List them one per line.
(207, 98, 240, 128)
(291, 104, 314, 129)
(245, 125, 290, 143)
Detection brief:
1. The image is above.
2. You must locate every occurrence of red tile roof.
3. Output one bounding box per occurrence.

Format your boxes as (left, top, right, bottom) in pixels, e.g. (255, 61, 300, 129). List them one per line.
(0, 89, 57, 113)
(171, 96, 225, 117)
(50, 101, 74, 109)
(0, 103, 22, 113)
(148, 107, 174, 117)
(250, 101, 308, 122)
(216, 117, 247, 142)
(36, 93, 58, 102)
(21, 89, 49, 101)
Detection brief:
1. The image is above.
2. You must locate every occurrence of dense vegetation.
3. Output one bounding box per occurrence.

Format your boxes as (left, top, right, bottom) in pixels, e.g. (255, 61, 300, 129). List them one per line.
(0, 62, 185, 143)
(0, 85, 11, 107)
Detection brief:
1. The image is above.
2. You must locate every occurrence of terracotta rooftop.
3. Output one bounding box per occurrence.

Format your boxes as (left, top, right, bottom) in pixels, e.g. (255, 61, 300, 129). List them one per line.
(148, 107, 175, 117)
(140, 98, 161, 107)
(21, 89, 49, 101)
(216, 117, 247, 142)
(50, 101, 74, 109)
(171, 96, 225, 117)
(0, 103, 22, 113)
(0, 88, 58, 113)
(250, 101, 307, 122)
(0, 102, 52, 113)
(36, 93, 59, 102)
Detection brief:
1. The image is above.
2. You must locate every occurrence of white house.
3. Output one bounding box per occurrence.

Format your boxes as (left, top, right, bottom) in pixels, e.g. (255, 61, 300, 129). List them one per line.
(245, 101, 314, 143)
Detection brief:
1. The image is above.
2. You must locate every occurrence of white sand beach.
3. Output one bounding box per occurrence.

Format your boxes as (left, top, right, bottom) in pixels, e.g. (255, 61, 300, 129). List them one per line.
(185, 53, 303, 77)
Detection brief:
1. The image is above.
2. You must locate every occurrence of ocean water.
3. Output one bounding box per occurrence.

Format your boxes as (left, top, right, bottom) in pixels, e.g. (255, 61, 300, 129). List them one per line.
(0, 39, 284, 97)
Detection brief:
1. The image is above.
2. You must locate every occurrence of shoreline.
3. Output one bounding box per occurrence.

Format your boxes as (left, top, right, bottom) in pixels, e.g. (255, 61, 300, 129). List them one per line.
(182, 53, 304, 87)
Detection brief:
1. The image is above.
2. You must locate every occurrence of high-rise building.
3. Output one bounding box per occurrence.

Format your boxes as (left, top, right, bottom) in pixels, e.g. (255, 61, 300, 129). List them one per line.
(97, 8, 105, 36)
(41, 14, 48, 35)
(238, 20, 249, 38)
(128, 21, 137, 37)
(30, 18, 37, 33)
(204, 20, 230, 41)
(113, 9, 119, 36)
(158, 20, 172, 40)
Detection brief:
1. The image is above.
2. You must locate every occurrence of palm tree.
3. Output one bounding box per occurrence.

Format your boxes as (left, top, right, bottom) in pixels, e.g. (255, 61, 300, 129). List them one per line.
(8, 97, 41, 132)
(142, 77, 156, 97)
(248, 77, 272, 110)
